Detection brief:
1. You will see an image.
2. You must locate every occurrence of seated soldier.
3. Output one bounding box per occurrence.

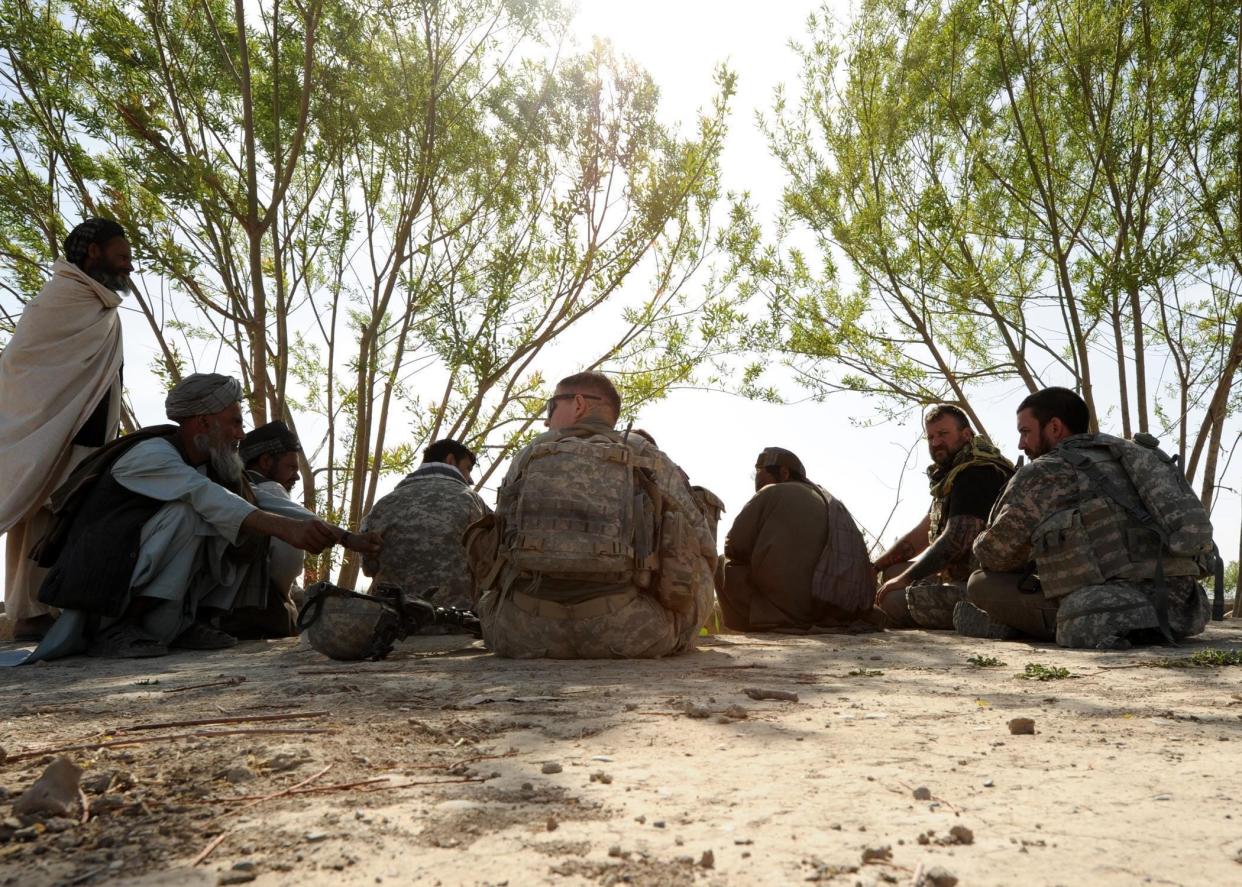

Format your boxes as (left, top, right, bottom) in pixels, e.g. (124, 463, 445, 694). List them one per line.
(219, 420, 312, 638)
(27, 374, 381, 659)
(359, 439, 491, 612)
(474, 372, 716, 658)
(963, 387, 1213, 648)
(720, 448, 873, 631)
(873, 405, 1013, 629)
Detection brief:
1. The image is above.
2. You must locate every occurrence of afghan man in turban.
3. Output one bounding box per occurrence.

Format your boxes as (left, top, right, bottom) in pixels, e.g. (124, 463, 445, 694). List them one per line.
(219, 420, 312, 638)
(19, 374, 382, 661)
(1, 218, 133, 642)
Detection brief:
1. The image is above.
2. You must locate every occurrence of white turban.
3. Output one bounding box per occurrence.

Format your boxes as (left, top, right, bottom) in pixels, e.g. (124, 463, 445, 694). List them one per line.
(165, 373, 242, 420)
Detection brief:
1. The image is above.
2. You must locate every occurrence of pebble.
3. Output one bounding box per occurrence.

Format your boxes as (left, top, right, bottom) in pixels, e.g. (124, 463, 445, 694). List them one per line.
(546, 817, 558, 832)
(653, 820, 666, 829)
(925, 866, 958, 887)
(608, 845, 622, 858)
(232, 861, 257, 872)
(304, 832, 328, 843)
(218, 872, 256, 885)
(683, 704, 712, 719)
(982, 779, 995, 787)
(0, 745, 6, 765)
(1008, 718, 1036, 735)
(540, 762, 563, 775)
(861, 845, 892, 863)
(43, 817, 76, 833)
(700, 850, 715, 869)
(948, 825, 974, 846)
(14, 757, 82, 817)
(589, 771, 613, 784)
(912, 786, 932, 801)
(591, 756, 614, 763)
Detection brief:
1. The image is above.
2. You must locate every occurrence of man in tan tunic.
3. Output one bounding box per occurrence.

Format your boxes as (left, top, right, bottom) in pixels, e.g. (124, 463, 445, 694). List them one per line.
(0, 219, 131, 640)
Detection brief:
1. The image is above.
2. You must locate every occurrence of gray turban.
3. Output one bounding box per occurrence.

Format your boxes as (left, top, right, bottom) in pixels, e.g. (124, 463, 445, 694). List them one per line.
(165, 373, 243, 420)
(239, 420, 301, 464)
(64, 217, 127, 268)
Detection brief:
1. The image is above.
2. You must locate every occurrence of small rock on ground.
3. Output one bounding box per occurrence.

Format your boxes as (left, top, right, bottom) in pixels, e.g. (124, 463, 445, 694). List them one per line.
(541, 762, 563, 775)
(913, 786, 932, 800)
(14, 757, 82, 817)
(1008, 717, 1036, 735)
(861, 845, 892, 863)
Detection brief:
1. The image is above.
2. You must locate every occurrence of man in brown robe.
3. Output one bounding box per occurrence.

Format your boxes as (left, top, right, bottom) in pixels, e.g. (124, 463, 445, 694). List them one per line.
(721, 447, 873, 631)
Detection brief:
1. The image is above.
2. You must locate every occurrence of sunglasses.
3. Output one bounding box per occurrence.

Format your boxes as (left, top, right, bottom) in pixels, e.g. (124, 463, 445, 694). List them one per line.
(544, 392, 602, 417)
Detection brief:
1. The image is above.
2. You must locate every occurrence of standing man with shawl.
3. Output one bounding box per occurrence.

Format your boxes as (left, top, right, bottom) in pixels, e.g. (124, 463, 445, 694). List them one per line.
(0, 219, 132, 640)
(721, 447, 874, 631)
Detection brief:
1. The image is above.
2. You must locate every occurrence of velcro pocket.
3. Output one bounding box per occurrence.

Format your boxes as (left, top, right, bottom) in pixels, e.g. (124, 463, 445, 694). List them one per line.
(1033, 509, 1104, 599)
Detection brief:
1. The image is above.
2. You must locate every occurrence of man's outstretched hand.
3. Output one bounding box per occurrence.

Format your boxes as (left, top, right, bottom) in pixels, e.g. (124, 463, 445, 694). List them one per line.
(338, 528, 384, 556)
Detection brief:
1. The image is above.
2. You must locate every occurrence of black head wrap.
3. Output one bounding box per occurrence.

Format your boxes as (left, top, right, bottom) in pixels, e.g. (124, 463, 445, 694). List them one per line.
(756, 446, 806, 479)
(239, 421, 302, 464)
(63, 218, 127, 269)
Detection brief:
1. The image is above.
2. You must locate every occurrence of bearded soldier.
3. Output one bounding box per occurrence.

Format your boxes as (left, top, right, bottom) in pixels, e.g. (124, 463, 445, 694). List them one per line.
(963, 387, 1213, 648)
(874, 405, 1013, 629)
(25, 374, 381, 660)
(1, 219, 132, 640)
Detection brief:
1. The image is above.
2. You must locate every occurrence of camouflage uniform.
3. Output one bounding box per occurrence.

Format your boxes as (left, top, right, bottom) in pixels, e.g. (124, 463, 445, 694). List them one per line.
(882, 438, 1012, 630)
(971, 433, 1210, 648)
(360, 463, 491, 609)
(477, 419, 716, 659)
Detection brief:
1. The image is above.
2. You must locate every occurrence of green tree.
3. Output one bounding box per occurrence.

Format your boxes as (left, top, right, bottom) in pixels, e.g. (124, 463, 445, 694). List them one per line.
(0, 0, 738, 586)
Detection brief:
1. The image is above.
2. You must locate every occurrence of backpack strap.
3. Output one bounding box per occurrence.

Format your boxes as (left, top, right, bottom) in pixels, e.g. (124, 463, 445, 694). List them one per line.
(1058, 447, 1175, 644)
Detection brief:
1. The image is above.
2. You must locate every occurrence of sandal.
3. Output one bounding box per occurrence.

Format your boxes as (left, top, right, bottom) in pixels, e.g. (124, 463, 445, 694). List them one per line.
(87, 622, 169, 659)
(171, 622, 238, 650)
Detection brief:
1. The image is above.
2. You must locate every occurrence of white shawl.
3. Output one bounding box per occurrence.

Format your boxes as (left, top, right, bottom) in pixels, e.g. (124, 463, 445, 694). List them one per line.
(0, 260, 124, 531)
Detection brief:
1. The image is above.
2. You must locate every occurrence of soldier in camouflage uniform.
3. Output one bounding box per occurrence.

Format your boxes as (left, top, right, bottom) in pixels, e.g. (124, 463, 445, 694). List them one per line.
(360, 439, 491, 611)
(965, 387, 1212, 648)
(475, 372, 716, 659)
(874, 405, 1013, 629)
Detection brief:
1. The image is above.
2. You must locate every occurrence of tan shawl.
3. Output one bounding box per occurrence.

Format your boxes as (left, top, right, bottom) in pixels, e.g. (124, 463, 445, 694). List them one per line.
(0, 260, 124, 532)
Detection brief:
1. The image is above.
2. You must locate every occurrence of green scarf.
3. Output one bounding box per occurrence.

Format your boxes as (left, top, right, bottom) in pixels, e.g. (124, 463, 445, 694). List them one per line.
(927, 436, 1014, 499)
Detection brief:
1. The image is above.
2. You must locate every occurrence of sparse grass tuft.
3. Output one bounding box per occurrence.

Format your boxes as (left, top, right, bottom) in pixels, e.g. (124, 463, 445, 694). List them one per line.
(847, 668, 884, 677)
(967, 655, 1006, 668)
(1016, 663, 1073, 681)
(1148, 648, 1242, 668)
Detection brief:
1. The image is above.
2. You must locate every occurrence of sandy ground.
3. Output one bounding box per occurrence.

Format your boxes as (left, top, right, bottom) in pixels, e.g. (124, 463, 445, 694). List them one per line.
(2, 621, 1242, 887)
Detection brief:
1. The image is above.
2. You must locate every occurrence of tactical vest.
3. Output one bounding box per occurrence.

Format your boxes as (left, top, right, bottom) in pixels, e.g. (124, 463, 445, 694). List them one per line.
(927, 437, 1014, 579)
(476, 426, 698, 615)
(1031, 434, 1213, 602)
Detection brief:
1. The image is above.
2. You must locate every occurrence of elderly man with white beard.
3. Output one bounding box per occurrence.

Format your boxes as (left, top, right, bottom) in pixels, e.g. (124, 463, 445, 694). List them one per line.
(25, 373, 382, 660)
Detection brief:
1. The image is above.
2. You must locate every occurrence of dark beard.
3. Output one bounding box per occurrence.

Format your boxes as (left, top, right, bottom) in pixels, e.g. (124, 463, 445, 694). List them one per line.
(88, 267, 131, 293)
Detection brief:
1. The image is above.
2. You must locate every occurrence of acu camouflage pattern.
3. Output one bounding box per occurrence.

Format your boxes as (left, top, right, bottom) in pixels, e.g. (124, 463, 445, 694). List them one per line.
(482, 422, 717, 658)
(974, 432, 1212, 647)
(359, 467, 491, 609)
(1056, 578, 1209, 649)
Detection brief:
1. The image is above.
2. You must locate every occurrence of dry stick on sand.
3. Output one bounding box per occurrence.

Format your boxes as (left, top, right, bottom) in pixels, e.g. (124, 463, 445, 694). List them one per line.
(194, 765, 336, 866)
(5, 728, 331, 764)
(162, 676, 247, 694)
(119, 711, 329, 732)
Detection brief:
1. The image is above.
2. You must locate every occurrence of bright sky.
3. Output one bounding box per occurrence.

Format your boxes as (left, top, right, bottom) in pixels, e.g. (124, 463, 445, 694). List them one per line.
(3, 0, 1238, 604)
(565, 0, 1241, 558)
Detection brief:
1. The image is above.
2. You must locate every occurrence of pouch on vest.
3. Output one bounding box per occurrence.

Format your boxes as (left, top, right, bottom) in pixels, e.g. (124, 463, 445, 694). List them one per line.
(506, 436, 638, 579)
(1032, 507, 1105, 599)
(463, 513, 504, 592)
(653, 508, 697, 616)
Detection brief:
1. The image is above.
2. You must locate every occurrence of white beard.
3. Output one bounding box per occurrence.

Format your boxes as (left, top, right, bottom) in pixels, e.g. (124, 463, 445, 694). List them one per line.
(196, 432, 244, 486)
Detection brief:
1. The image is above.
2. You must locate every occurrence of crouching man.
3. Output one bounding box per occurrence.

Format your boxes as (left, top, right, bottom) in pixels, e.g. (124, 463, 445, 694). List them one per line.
(963, 387, 1212, 648)
(28, 374, 381, 659)
(472, 372, 716, 658)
